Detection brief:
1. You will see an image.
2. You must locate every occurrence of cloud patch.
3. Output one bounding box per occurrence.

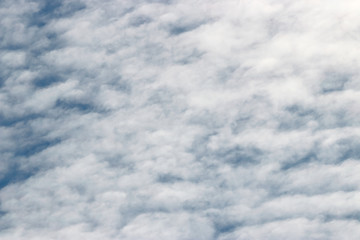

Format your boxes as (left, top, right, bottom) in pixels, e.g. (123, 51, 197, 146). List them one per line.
(1, 0, 360, 239)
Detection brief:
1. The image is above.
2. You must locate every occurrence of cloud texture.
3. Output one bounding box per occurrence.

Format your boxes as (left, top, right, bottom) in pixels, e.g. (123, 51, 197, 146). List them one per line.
(1, 0, 360, 239)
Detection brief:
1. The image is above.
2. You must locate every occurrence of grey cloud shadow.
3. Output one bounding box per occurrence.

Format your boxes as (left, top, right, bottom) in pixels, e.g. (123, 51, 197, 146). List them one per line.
(128, 15, 152, 27)
(187, 127, 262, 168)
(281, 137, 360, 172)
(285, 105, 316, 117)
(187, 132, 217, 158)
(168, 22, 204, 36)
(157, 173, 183, 184)
(146, 88, 174, 108)
(216, 66, 238, 83)
(320, 71, 350, 94)
(147, 0, 174, 4)
(322, 212, 360, 223)
(98, 153, 135, 170)
(55, 99, 97, 113)
(175, 49, 205, 65)
(230, 116, 252, 135)
(0, 212, 9, 232)
(278, 104, 319, 131)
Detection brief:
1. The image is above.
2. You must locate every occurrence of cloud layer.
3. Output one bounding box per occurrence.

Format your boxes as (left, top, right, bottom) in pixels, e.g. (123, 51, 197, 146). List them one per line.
(1, 0, 360, 239)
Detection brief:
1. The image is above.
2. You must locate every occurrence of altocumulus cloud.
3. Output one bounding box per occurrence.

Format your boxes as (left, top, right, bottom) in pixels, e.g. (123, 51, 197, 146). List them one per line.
(1, 0, 360, 239)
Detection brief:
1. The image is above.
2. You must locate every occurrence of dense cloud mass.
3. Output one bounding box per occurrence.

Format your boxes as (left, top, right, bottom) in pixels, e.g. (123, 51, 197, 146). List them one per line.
(1, 0, 360, 239)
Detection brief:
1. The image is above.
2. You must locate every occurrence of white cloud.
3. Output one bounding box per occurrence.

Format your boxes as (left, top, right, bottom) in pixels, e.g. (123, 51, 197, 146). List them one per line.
(1, 0, 360, 239)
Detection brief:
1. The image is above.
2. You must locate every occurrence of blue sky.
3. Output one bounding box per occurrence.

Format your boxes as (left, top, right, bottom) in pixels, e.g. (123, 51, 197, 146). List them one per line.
(1, 0, 360, 239)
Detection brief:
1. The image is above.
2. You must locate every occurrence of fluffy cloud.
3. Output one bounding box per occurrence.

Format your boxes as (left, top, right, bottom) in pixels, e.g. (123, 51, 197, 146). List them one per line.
(1, 0, 360, 239)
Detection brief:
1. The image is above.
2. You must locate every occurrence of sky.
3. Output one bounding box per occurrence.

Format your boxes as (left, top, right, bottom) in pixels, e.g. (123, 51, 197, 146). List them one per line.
(1, 0, 360, 239)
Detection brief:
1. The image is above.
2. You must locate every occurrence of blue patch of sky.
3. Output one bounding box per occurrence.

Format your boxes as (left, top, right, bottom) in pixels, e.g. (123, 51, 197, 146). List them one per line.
(280, 137, 360, 171)
(0, 113, 43, 127)
(29, 32, 66, 57)
(281, 152, 317, 171)
(215, 146, 262, 167)
(0, 60, 22, 88)
(32, 73, 64, 88)
(336, 138, 360, 162)
(0, 41, 26, 51)
(14, 138, 61, 157)
(0, 163, 39, 190)
(213, 220, 242, 237)
(0, 73, 6, 88)
(28, 0, 86, 27)
(0, 210, 7, 218)
(189, 140, 262, 172)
